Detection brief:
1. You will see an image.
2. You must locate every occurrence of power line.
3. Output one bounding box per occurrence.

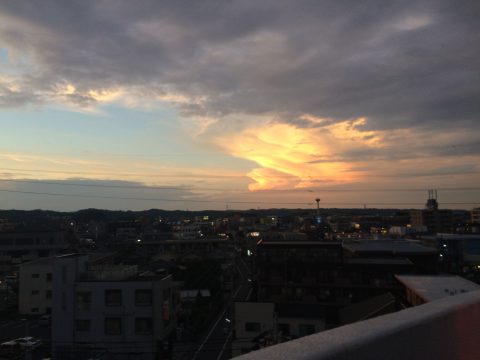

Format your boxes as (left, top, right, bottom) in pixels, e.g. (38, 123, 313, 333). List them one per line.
(0, 167, 250, 179)
(0, 179, 200, 191)
(1, 178, 479, 193)
(0, 189, 478, 207)
(0, 189, 312, 206)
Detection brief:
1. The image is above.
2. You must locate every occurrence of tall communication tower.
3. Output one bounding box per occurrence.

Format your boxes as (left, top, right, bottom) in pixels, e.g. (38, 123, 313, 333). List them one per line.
(426, 189, 439, 210)
(315, 198, 322, 224)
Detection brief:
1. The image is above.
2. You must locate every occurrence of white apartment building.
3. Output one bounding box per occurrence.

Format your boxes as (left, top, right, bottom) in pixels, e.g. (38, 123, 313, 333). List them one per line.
(233, 302, 325, 357)
(52, 254, 178, 360)
(472, 208, 480, 224)
(18, 257, 54, 315)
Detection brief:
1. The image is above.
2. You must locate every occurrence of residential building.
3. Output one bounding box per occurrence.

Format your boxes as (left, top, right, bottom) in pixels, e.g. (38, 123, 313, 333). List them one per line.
(419, 234, 480, 280)
(410, 209, 454, 234)
(472, 207, 480, 224)
(395, 274, 480, 306)
(232, 302, 325, 357)
(410, 193, 454, 234)
(342, 239, 439, 273)
(52, 254, 179, 360)
(18, 257, 54, 315)
(0, 229, 68, 271)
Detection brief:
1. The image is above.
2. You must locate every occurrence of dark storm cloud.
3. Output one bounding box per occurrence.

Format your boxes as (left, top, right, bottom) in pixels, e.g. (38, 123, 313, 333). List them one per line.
(0, 0, 479, 132)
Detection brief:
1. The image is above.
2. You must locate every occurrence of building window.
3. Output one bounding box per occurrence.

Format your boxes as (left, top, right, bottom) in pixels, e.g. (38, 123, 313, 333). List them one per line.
(105, 318, 122, 335)
(298, 324, 315, 337)
(105, 290, 122, 306)
(135, 318, 152, 335)
(76, 291, 91, 310)
(135, 289, 152, 306)
(46, 273, 52, 282)
(245, 322, 261, 332)
(46, 290, 52, 299)
(31, 290, 39, 295)
(76, 319, 91, 332)
(32, 274, 40, 279)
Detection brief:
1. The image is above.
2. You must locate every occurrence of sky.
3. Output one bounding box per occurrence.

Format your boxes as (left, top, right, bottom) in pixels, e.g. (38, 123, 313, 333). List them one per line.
(0, 0, 479, 211)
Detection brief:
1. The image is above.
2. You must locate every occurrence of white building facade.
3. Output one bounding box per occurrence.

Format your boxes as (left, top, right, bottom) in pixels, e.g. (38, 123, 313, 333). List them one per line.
(18, 257, 54, 315)
(52, 254, 178, 360)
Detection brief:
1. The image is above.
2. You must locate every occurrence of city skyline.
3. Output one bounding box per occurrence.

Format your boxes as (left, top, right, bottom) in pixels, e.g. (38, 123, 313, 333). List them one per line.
(1, 1, 479, 211)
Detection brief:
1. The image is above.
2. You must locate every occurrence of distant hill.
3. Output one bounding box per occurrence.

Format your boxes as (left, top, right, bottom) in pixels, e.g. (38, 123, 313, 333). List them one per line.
(0, 207, 416, 222)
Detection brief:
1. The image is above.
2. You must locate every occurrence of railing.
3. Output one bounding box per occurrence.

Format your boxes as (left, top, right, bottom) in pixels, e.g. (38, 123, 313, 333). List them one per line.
(85, 265, 138, 280)
(235, 290, 480, 360)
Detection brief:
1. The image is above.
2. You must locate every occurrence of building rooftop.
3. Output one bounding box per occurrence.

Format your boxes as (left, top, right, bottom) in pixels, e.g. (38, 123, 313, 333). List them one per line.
(436, 233, 480, 240)
(180, 289, 211, 299)
(82, 265, 139, 281)
(342, 240, 437, 255)
(258, 241, 342, 246)
(276, 303, 326, 318)
(395, 275, 480, 302)
(144, 238, 228, 244)
(344, 257, 413, 266)
(339, 292, 396, 325)
(57, 253, 86, 259)
(19, 256, 56, 266)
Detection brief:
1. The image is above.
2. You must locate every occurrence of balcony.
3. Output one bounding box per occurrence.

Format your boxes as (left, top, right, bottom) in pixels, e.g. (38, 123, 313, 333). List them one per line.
(235, 289, 480, 360)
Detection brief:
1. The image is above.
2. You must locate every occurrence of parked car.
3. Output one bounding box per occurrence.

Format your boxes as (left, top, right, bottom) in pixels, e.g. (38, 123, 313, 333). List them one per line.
(14, 337, 42, 349)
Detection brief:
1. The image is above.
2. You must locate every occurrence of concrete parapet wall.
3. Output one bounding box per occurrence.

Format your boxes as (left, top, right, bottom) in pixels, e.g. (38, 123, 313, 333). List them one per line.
(235, 290, 480, 360)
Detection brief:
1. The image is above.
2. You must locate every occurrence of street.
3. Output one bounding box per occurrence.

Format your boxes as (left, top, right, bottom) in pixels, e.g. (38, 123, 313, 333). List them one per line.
(0, 317, 51, 359)
(0, 318, 50, 343)
(185, 256, 252, 360)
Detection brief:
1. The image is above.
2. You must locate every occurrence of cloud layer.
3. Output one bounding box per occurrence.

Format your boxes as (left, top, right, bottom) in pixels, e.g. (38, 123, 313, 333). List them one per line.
(0, 0, 479, 202)
(1, 1, 479, 123)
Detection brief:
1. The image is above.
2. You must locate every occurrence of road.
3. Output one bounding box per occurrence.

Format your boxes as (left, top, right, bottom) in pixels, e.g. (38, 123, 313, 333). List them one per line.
(0, 318, 50, 344)
(0, 317, 51, 360)
(187, 256, 252, 360)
